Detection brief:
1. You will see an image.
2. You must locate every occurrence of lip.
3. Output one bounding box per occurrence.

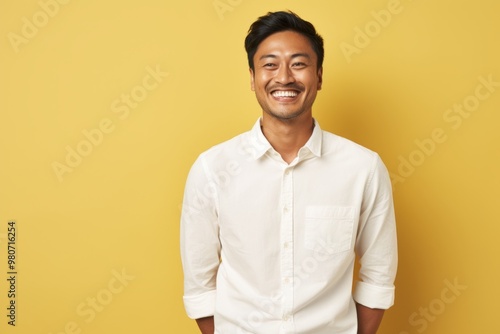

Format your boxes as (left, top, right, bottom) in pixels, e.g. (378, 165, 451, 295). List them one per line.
(270, 89, 301, 102)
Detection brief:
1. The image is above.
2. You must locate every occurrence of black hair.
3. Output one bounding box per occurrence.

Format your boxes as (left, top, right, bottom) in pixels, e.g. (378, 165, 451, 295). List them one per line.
(244, 11, 324, 70)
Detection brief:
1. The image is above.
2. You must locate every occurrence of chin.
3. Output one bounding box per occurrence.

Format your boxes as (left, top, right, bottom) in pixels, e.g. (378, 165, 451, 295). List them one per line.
(267, 109, 305, 120)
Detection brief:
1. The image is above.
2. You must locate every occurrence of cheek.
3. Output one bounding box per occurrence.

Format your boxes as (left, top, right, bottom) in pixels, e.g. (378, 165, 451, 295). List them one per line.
(255, 79, 269, 92)
(256, 71, 273, 84)
(304, 77, 321, 91)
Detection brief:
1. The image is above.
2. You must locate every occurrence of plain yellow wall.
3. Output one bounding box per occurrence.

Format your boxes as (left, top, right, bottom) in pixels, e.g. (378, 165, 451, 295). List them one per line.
(1, 1, 499, 333)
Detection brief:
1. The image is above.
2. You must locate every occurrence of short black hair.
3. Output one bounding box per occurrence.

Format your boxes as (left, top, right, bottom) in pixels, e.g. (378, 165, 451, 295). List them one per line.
(244, 11, 324, 70)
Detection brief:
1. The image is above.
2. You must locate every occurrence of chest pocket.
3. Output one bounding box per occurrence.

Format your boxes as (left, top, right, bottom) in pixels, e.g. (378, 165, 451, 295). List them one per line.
(304, 206, 355, 255)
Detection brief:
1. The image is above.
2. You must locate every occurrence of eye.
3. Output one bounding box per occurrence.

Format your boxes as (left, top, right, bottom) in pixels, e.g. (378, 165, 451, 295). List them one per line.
(263, 63, 277, 68)
(292, 62, 307, 68)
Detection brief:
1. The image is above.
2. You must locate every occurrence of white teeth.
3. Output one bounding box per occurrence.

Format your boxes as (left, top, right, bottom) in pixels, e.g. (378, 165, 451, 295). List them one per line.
(272, 90, 298, 97)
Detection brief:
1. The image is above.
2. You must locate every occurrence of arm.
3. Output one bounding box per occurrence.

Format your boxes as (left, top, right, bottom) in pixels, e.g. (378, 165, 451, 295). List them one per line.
(356, 303, 384, 334)
(180, 156, 221, 324)
(353, 155, 398, 325)
(196, 316, 215, 334)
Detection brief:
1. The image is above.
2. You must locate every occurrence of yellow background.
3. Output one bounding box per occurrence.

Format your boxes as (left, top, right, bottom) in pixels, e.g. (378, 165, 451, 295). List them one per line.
(1, 0, 499, 333)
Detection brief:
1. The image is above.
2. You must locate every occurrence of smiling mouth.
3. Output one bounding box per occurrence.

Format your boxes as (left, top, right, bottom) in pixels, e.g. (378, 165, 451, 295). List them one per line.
(271, 90, 299, 98)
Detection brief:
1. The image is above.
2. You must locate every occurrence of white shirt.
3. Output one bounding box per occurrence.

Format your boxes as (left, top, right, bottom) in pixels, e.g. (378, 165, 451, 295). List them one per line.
(180, 119, 397, 334)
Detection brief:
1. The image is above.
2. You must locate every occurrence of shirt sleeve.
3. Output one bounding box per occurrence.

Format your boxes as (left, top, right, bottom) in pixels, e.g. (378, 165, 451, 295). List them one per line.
(353, 154, 398, 309)
(180, 154, 221, 319)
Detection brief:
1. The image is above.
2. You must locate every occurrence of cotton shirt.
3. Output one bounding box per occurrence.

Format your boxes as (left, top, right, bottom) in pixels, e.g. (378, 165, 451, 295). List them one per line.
(180, 118, 398, 334)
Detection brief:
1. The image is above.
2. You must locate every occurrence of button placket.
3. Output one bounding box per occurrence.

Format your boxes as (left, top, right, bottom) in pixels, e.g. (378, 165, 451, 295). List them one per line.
(280, 166, 294, 330)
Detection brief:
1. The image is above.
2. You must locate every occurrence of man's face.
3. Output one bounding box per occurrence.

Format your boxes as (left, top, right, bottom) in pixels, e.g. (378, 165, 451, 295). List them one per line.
(250, 30, 323, 121)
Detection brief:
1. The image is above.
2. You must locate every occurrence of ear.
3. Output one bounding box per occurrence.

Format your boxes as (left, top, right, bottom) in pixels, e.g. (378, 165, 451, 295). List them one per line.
(317, 67, 323, 91)
(249, 68, 255, 91)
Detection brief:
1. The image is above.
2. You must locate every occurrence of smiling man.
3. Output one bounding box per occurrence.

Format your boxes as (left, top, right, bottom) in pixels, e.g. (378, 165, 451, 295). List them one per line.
(180, 11, 398, 334)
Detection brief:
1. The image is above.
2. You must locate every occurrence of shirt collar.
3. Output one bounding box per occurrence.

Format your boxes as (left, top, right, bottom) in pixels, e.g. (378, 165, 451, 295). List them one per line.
(249, 118, 273, 160)
(303, 118, 322, 158)
(249, 118, 323, 160)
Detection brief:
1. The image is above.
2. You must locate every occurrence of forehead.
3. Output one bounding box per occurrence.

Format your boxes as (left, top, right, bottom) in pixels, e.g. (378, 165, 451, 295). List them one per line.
(254, 30, 316, 60)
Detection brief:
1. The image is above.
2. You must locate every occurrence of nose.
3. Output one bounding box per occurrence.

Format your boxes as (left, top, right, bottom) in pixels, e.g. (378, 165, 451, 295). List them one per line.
(274, 65, 295, 85)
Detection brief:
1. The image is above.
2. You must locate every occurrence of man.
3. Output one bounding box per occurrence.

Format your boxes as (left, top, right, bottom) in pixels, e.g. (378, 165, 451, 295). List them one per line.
(180, 11, 397, 334)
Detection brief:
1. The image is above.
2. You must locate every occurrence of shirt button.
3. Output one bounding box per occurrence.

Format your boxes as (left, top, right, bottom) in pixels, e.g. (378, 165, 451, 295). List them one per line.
(284, 242, 290, 248)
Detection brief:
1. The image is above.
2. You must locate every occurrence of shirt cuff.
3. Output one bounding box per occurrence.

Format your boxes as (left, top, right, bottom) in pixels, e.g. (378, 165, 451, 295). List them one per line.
(183, 290, 217, 319)
(353, 281, 395, 309)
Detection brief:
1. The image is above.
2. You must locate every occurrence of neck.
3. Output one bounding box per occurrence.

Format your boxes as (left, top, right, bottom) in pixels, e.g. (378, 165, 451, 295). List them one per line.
(261, 112, 314, 164)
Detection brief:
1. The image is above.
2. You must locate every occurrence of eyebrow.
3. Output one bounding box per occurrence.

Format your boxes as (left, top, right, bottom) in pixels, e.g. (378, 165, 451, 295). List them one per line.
(259, 53, 311, 61)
